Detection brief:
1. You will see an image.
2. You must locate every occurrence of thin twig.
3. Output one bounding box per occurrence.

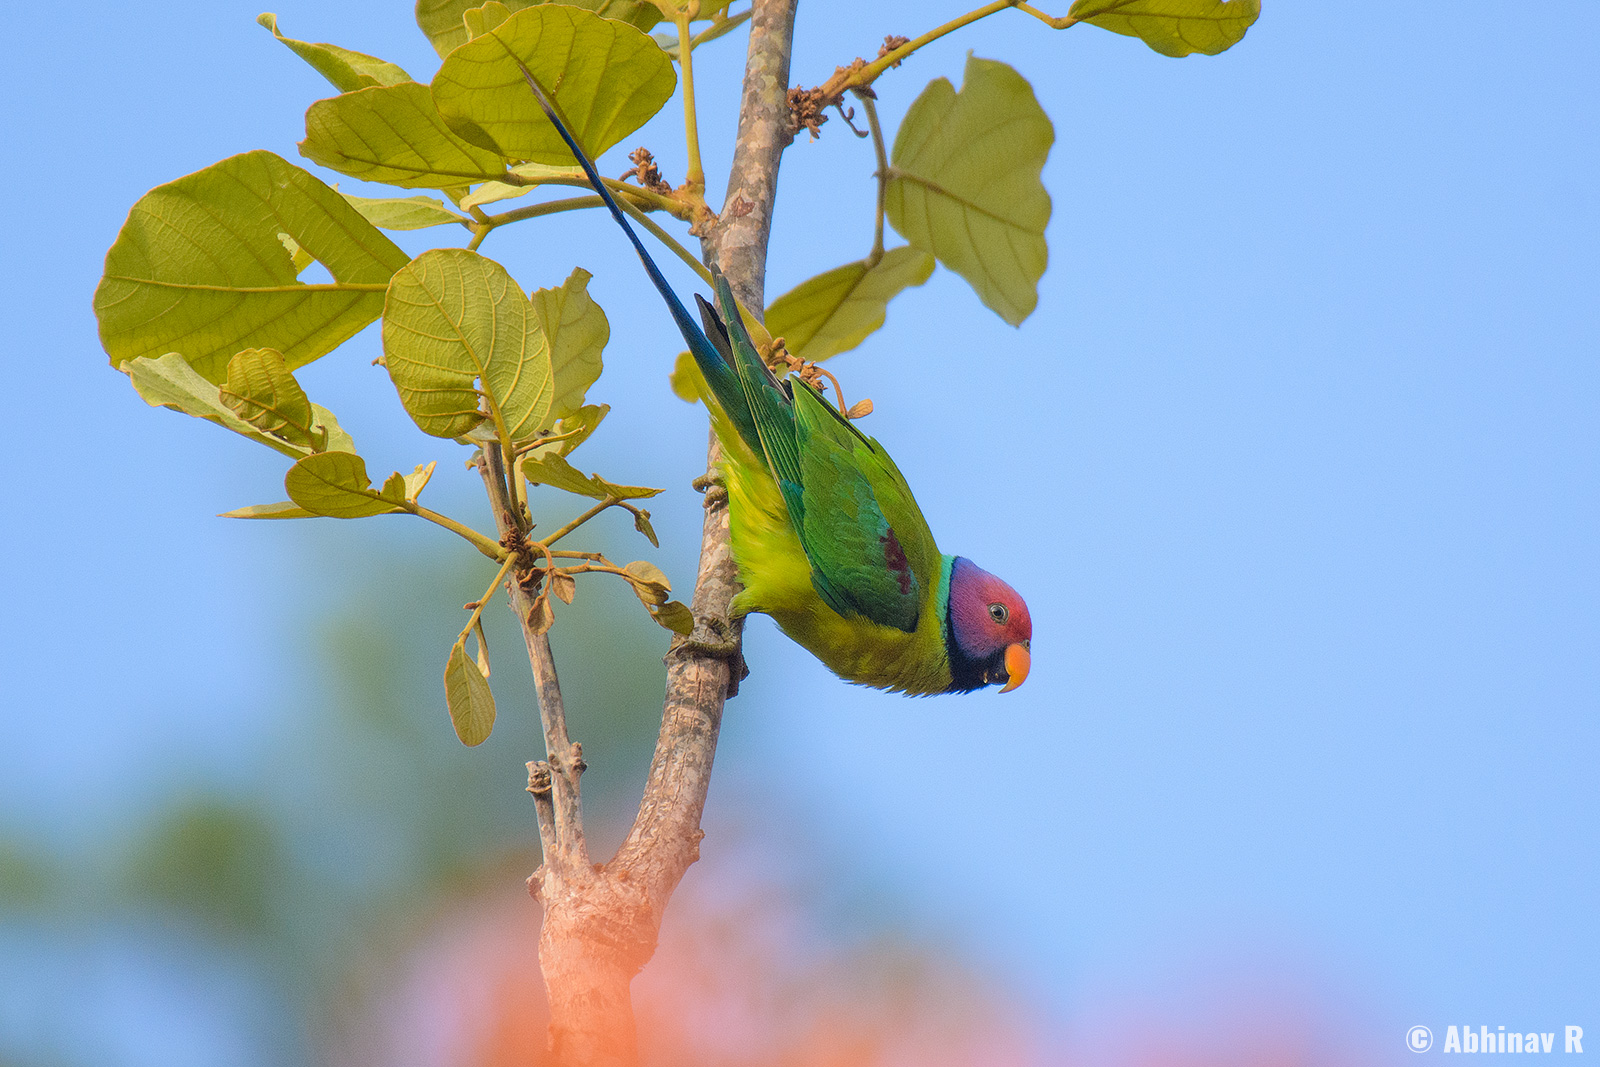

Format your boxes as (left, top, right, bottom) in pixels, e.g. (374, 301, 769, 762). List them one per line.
(543, 496, 620, 547)
(1017, 2, 1079, 29)
(859, 91, 889, 263)
(410, 504, 509, 561)
(677, 12, 707, 193)
(478, 446, 589, 876)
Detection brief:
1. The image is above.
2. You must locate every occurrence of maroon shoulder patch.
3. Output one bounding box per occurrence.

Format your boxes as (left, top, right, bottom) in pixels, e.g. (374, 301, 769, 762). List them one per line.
(879, 528, 913, 595)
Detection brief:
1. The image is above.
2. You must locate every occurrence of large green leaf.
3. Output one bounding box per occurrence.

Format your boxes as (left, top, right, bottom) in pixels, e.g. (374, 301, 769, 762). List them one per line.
(95, 151, 410, 381)
(301, 82, 509, 190)
(284, 451, 408, 518)
(417, 0, 664, 58)
(383, 249, 534, 440)
(444, 639, 496, 745)
(431, 5, 676, 165)
(765, 246, 936, 362)
(1068, 0, 1260, 57)
(341, 192, 471, 230)
(257, 13, 412, 92)
(886, 57, 1053, 327)
(383, 253, 605, 444)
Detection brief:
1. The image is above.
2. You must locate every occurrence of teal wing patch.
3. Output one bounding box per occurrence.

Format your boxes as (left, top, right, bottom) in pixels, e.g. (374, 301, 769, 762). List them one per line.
(791, 384, 922, 632)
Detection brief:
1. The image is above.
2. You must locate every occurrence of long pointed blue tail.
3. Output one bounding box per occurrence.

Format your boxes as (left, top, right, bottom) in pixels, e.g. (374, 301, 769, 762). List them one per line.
(512, 60, 762, 449)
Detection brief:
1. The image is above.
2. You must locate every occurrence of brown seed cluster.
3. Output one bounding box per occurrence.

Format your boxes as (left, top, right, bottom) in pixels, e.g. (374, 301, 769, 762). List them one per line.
(619, 147, 672, 196)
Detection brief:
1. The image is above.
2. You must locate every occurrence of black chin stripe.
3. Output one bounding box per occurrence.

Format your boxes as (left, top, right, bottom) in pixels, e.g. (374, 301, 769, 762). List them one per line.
(944, 607, 997, 694)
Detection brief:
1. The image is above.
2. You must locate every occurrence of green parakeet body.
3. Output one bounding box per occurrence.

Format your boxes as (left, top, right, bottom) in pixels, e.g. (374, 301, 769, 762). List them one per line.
(519, 68, 1032, 695)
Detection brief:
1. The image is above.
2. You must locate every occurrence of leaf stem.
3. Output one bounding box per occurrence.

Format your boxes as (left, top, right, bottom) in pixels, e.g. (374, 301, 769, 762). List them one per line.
(855, 0, 1020, 86)
(614, 197, 715, 287)
(411, 503, 509, 561)
(457, 551, 520, 645)
(685, 8, 752, 51)
(1016, 2, 1079, 28)
(542, 495, 621, 548)
(470, 184, 709, 288)
(859, 92, 889, 263)
(508, 439, 528, 523)
(676, 11, 707, 193)
(485, 194, 607, 229)
(512, 423, 593, 457)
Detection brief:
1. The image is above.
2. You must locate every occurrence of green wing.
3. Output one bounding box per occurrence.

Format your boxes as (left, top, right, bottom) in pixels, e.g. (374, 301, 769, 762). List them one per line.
(791, 383, 939, 632)
(714, 274, 939, 632)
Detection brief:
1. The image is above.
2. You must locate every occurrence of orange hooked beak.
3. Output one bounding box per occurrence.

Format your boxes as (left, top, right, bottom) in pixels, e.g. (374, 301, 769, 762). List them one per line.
(998, 642, 1031, 693)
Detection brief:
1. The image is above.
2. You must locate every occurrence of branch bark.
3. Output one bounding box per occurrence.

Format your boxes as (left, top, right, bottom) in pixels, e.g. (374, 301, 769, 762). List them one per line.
(494, 3, 800, 1063)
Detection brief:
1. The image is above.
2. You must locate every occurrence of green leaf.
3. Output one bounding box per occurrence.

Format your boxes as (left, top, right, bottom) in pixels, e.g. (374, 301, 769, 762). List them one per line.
(886, 57, 1053, 326)
(522, 453, 662, 501)
(431, 5, 676, 165)
(669, 350, 704, 403)
(765, 246, 936, 362)
(649, 599, 694, 635)
(95, 151, 409, 381)
(219, 501, 319, 519)
(301, 82, 510, 190)
(536, 268, 608, 420)
(125, 351, 355, 459)
(383, 249, 578, 443)
(520, 403, 609, 460)
(1067, 0, 1260, 57)
(464, 1, 515, 39)
(631, 507, 658, 547)
(380, 471, 408, 501)
(125, 353, 302, 457)
(278, 232, 315, 273)
(417, 0, 663, 58)
(623, 559, 670, 603)
(257, 12, 413, 92)
(444, 640, 496, 745)
(456, 161, 586, 211)
(284, 451, 409, 518)
(221, 348, 321, 449)
(404, 460, 438, 501)
(312, 404, 357, 453)
(341, 192, 471, 230)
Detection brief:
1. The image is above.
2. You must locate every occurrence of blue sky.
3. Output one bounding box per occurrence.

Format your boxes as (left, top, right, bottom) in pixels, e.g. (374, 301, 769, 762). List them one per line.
(2, 2, 1596, 1063)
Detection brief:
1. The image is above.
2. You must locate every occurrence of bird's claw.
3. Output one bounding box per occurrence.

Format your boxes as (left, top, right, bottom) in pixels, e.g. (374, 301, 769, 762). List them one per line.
(691, 472, 728, 508)
(670, 614, 748, 697)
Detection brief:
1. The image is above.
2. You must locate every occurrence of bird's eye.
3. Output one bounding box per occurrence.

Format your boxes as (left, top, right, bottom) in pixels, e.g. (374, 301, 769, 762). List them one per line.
(988, 602, 1009, 625)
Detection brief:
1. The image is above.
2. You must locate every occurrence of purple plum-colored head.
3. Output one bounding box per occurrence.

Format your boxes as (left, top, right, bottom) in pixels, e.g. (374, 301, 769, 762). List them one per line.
(945, 557, 1032, 693)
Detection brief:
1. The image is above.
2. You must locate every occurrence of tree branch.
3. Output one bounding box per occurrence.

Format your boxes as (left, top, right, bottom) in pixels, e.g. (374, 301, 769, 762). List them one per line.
(511, 3, 799, 1062)
(607, 0, 797, 906)
(478, 446, 590, 882)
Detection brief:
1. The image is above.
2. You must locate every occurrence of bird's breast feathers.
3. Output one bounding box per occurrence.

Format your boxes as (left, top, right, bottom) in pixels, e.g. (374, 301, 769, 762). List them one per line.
(723, 449, 953, 695)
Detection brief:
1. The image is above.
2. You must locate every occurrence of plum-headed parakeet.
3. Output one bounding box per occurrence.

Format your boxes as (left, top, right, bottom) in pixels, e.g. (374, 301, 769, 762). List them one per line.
(519, 69, 1032, 695)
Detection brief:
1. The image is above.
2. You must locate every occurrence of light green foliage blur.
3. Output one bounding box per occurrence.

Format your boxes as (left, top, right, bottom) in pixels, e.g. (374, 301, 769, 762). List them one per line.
(0, 537, 669, 1060)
